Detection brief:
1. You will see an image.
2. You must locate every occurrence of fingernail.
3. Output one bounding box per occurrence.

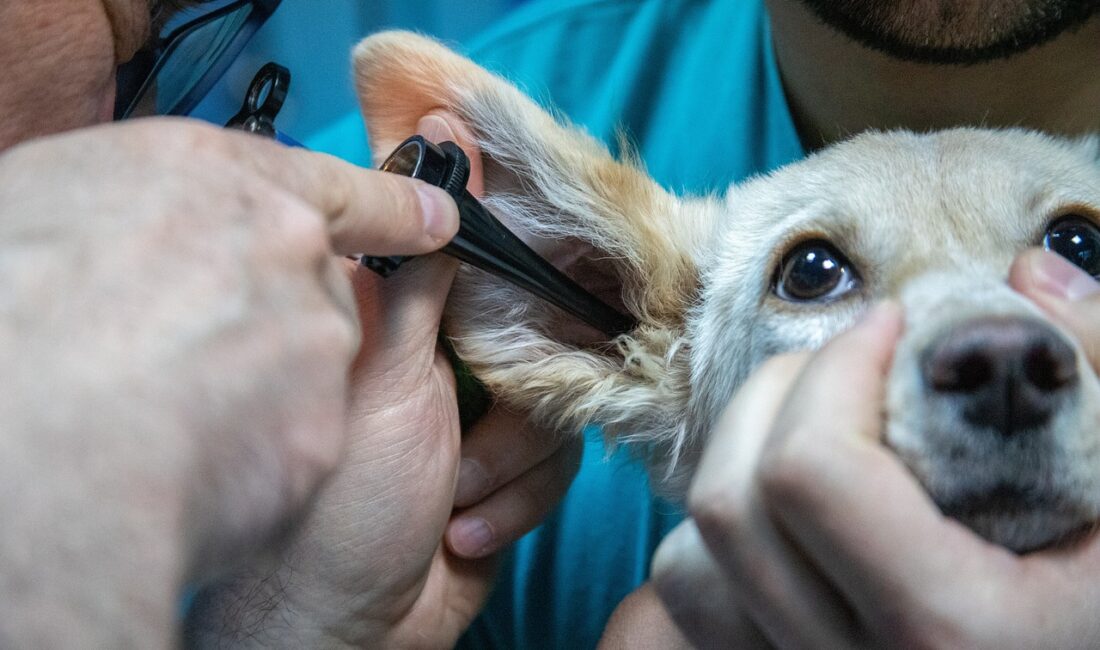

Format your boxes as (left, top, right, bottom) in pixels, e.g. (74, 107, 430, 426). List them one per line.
(416, 113, 456, 144)
(449, 517, 495, 558)
(1031, 250, 1100, 302)
(417, 184, 458, 242)
(455, 458, 491, 506)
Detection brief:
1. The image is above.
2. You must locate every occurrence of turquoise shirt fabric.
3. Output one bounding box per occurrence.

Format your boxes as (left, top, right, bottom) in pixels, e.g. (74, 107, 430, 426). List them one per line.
(306, 1, 804, 647)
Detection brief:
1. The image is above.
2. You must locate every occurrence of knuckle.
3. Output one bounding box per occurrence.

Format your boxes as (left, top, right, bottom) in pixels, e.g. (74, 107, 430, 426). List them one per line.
(375, 173, 424, 229)
(325, 170, 424, 250)
(320, 260, 362, 354)
(757, 430, 817, 506)
(515, 471, 550, 514)
(687, 481, 749, 544)
(283, 196, 330, 247)
(292, 278, 361, 363)
(295, 416, 346, 480)
(317, 302, 360, 363)
(129, 117, 227, 159)
(166, 118, 230, 151)
(257, 190, 331, 255)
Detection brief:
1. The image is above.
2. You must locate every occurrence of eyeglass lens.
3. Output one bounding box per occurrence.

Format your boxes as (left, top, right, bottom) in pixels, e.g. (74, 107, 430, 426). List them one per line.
(154, 3, 255, 114)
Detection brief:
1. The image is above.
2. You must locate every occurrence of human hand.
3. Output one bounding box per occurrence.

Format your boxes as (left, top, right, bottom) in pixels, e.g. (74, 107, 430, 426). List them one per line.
(0, 118, 458, 647)
(185, 112, 582, 648)
(1010, 248, 1100, 370)
(652, 297, 1100, 649)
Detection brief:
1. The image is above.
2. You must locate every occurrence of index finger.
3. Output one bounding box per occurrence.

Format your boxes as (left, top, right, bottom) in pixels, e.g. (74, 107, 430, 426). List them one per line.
(168, 119, 462, 256)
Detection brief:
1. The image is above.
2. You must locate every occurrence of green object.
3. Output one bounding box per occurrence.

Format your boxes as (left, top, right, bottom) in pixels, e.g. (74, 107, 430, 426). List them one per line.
(447, 339, 493, 430)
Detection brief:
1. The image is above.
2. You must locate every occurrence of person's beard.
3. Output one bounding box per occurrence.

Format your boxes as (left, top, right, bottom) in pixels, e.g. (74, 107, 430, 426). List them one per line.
(795, 0, 1100, 64)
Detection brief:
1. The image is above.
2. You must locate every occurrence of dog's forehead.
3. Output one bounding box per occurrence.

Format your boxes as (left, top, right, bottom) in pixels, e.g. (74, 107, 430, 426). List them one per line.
(717, 128, 1100, 273)
(689, 128, 1100, 444)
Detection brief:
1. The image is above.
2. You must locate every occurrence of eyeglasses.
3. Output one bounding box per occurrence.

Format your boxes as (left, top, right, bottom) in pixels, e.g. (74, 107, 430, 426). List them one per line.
(114, 0, 282, 120)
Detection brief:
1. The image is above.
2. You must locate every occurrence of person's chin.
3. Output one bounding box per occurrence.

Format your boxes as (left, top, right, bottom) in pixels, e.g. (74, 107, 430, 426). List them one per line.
(792, 0, 1100, 65)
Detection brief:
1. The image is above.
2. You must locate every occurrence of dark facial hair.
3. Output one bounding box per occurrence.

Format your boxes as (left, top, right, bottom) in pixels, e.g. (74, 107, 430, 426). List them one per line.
(795, 0, 1100, 64)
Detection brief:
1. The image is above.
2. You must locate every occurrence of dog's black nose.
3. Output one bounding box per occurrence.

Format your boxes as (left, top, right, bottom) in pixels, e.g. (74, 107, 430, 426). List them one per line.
(922, 316, 1078, 436)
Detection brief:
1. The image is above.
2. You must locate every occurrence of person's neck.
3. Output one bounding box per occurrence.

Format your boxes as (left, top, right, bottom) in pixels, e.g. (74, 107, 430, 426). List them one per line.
(765, 0, 1100, 150)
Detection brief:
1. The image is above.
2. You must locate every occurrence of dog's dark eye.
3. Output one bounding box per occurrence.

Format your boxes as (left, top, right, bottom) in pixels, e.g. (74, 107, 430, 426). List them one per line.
(1044, 215, 1100, 278)
(774, 240, 859, 302)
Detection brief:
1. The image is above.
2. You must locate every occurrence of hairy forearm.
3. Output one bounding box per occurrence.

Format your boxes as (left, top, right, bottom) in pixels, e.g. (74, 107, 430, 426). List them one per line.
(183, 569, 357, 649)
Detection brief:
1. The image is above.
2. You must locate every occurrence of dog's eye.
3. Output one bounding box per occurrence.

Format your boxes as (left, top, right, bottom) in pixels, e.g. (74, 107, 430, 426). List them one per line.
(774, 240, 859, 302)
(1043, 215, 1100, 278)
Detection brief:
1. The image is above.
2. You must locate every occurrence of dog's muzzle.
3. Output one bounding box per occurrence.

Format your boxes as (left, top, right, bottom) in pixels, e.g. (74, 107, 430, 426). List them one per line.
(921, 316, 1079, 437)
(899, 313, 1095, 552)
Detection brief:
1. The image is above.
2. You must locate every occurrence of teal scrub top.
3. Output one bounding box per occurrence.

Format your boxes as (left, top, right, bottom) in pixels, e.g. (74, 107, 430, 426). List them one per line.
(308, 1, 804, 647)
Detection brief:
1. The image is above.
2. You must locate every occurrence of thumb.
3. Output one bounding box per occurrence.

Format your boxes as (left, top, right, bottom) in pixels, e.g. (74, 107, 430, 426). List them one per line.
(369, 111, 485, 339)
(372, 111, 473, 324)
(1010, 248, 1100, 369)
(352, 112, 476, 371)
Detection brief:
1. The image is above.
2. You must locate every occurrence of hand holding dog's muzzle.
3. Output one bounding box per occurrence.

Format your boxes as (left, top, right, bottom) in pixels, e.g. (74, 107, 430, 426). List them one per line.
(652, 301, 1100, 649)
(1012, 248, 1100, 371)
(654, 305, 915, 648)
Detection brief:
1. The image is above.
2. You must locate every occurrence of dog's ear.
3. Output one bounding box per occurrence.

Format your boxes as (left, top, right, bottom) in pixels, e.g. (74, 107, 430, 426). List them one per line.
(352, 31, 704, 322)
(353, 32, 718, 488)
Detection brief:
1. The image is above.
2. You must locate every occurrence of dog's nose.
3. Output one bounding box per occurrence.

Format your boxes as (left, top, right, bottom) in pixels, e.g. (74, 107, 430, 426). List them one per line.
(922, 316, 1078, 436)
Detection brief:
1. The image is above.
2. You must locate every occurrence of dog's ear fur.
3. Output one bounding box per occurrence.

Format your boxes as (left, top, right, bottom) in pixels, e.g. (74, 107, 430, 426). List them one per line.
(353, 32, 717, 486)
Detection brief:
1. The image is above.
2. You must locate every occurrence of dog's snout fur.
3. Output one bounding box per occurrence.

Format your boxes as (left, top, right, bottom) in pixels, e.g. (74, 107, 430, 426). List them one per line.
(889, 276, 1100, 552)
(922, 316, 1079, 436)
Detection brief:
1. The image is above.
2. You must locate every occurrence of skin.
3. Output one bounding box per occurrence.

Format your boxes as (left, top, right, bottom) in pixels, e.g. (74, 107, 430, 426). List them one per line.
(765, 0, 1100, 148)
(624, 1, 1100, 647)
(0, 0, 579, 646)
(793, 0, 1100, 63)
(5, 0, 1095, 646)
(0, 0, 147, 146)
(185, 114, 582, 648)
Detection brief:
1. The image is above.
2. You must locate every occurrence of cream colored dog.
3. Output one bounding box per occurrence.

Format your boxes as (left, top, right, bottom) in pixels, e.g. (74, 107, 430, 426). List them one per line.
(354, 32, 1100, 553)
